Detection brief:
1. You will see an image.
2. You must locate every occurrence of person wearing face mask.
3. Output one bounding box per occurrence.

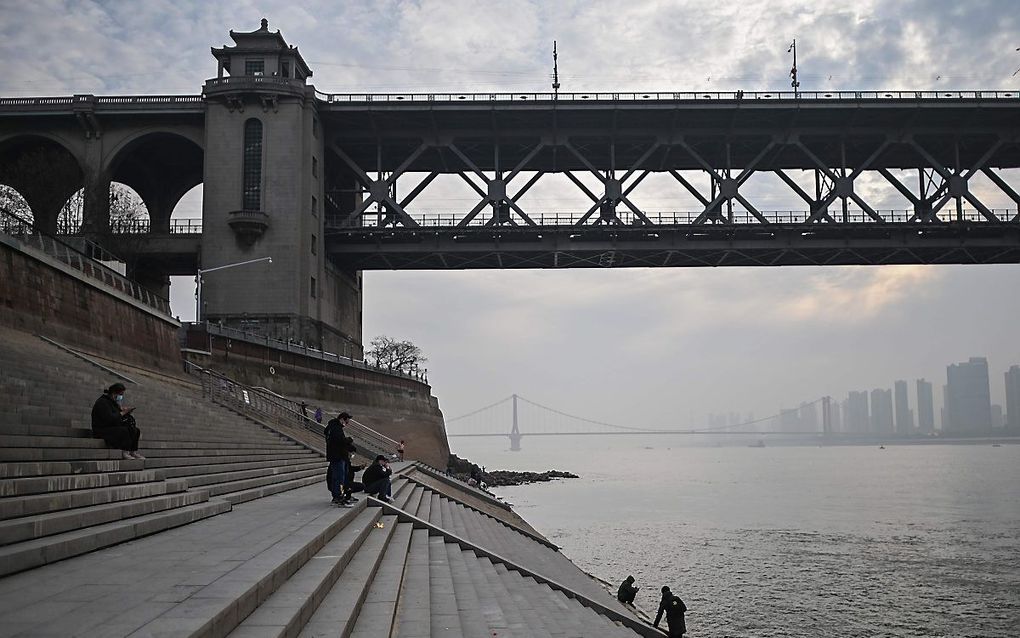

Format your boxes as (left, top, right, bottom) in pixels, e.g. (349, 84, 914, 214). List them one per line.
(91, 383, 144, 460)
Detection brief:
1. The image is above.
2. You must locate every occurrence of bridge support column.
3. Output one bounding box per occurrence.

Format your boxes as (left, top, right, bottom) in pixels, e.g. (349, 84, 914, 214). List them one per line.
(126, 260, 171, 300)
(80, 143, 111, 235)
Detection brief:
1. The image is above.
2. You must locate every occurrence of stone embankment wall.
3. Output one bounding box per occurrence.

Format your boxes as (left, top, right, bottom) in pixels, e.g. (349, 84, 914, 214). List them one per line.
(0, 234, 180, 371)
(182, 329, 450, 468)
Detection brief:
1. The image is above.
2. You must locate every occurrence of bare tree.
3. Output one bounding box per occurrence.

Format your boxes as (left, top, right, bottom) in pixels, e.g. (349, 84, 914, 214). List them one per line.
(366, 336, 427, 374)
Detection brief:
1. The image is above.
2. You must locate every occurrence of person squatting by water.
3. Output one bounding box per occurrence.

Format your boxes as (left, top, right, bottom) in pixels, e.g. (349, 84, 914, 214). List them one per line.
(617, 575, 639, 605)
(362, 455, 393, 502)
(324, 411, 356, 507)
(654, 586, 688, 637)
(91, 383, 144, 460)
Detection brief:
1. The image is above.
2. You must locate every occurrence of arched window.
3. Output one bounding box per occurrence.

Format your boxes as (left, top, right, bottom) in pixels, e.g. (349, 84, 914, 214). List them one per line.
(242, 118, 263, 211)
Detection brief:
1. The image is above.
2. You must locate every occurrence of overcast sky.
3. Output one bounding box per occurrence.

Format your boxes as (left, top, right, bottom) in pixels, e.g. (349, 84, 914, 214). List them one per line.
(3, 0, 1019, 430)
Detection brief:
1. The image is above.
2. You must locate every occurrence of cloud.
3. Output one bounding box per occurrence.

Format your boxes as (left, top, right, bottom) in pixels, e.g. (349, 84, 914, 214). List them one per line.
(5, 0, 1020, 429)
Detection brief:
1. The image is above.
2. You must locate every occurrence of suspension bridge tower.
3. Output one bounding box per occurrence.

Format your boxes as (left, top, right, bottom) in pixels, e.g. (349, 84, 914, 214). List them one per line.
(509, 394, 522, 451)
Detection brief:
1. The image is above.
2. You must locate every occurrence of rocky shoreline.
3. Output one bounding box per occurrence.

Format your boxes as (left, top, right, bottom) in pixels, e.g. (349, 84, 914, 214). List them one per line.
(447, 454, 579, 487)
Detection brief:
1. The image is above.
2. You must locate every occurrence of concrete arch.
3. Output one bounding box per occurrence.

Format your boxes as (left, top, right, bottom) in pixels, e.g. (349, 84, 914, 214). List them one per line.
(103, 130, 204, 233)
(0, 134, 85, 233)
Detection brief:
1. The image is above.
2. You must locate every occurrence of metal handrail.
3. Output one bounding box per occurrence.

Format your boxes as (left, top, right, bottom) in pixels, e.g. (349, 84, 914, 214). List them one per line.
(0, 208, 171, 314)
(185, 360, 399, 459)
(3, 89, 1019, 112)
(326, 208, 1020, 229)
(196, 320, 430, 384)
(315, 89, 1020, 103)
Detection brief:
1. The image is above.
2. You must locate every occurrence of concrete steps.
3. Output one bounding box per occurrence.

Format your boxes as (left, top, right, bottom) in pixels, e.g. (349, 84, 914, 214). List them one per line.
(0, 480, 660, 638)
(0, 328, 334, 576)
(0, 496, 229, 576)
(348, 522, 414, 638)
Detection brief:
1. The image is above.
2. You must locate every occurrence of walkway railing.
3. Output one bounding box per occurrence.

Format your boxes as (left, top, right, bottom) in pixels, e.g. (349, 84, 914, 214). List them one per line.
(327, 208, 1020, 229)
(195, 320, 430, 385)
(0, 209, 171, 314)
(3, 89, 1019, 113)
(109, 218, 203, 234)
(186, 360, 399, 459)
(316, 89, 1020, 103)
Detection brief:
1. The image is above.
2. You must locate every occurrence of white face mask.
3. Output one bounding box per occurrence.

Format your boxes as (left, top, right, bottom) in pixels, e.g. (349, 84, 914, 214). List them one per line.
(115, 394, 124, 403)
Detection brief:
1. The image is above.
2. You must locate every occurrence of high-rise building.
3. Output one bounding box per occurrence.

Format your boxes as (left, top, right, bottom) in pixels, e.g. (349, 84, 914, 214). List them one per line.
(945, 357, 993, 435)
(870, 388, 894, 433)
(830, 401, 842, 432)
(846, 391, 870, 433)
(916, 378, 935, 433)
(991, 404, 1005, 429)
(1005, 365, 1020, 431)
(894, 380, 913, 434)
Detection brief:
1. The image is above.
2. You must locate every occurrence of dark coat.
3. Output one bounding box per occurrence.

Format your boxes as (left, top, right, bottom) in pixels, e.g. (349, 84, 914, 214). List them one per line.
(91, 395, 123, 432)
(654, 594, 687, 635)
(324, 418, 349, 461)
(362, 462, 391, 487)
(617, 578, 638, 604)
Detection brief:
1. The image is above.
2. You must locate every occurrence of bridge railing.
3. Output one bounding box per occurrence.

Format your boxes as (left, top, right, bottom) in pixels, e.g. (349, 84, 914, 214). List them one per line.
(0, 94, 203, 111)
(0, 209, 171, 314)
(109, 218, 203, 234)
(194, 321, 430, 385)
(327, 208, 1019, 229)
(316, 89, 1020, 103)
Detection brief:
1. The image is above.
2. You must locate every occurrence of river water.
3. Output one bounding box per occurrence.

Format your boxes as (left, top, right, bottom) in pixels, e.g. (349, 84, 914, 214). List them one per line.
(450, 436, 1020, 637)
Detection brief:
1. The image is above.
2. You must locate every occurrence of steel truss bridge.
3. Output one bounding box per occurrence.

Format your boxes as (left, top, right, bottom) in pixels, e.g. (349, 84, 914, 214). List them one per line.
(3, 90, 1020, 271)
(317, 90, 1020, 270)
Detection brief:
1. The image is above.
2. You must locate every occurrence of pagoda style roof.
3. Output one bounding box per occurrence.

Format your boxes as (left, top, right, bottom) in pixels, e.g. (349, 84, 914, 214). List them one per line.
(212, 18, 312, 77)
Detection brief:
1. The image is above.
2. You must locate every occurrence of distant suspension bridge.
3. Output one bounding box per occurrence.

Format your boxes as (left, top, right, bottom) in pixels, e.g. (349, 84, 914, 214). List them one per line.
(446, 394, 835, 450)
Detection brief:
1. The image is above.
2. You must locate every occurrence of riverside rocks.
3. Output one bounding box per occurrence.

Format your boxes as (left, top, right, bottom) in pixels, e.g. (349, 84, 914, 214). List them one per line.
(447, 453, 578, 487)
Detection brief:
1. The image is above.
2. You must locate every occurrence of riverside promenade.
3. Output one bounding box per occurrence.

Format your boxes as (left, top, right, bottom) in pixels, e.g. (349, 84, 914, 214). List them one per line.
(0, 327, 663, 637)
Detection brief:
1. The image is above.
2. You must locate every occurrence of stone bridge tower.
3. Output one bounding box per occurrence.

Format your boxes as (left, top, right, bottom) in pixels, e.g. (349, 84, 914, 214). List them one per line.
(202, 19, 362, 356)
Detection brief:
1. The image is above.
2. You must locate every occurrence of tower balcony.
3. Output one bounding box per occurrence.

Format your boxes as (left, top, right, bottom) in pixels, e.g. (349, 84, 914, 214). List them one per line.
(203, 76, 310, 102)
(227, 209, 270, 244)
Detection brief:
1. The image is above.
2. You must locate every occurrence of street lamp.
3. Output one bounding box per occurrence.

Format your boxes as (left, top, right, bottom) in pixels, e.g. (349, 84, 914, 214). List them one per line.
(195, 256, 272, 322)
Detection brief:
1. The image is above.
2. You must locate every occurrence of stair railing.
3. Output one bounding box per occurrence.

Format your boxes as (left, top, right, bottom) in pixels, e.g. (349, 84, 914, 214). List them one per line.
(184, 361, 399, 459)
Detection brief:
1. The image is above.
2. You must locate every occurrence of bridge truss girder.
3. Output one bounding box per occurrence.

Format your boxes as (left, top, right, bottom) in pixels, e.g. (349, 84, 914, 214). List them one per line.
(324, 223, 1020, 270)
(324, 131, 1020, 232)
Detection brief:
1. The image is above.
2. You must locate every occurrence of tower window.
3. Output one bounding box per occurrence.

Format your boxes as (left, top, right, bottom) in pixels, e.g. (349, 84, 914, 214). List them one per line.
(311, 195, 317, 216)
(245, 59, 265, 76)
(310, 276, 317, 298)
(242, 118, 263, 211)
(312, 156, 318, 178)
(281, 61, 290, 78)
(311, 234, 317, 255)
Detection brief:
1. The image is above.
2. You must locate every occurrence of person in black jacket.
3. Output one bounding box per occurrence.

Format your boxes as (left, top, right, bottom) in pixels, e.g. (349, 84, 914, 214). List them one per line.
(324, 412, 352, 506)
(91, 383, 144, 460)
(617, 575, 639, 605)
(653, 586, 688, 637)
(362, 455, 392, 502)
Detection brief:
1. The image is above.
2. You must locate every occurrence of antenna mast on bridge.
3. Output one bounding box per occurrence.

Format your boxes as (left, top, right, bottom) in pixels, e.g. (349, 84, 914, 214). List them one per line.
(552, 41, 561, 98)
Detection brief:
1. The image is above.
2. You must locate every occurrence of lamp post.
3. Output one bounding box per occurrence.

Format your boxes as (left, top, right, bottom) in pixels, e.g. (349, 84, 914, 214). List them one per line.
(195, 256, 272, 322)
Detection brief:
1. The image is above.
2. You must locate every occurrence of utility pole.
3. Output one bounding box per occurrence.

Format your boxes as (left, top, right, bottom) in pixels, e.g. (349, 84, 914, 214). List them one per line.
(788, 39, 800, 98)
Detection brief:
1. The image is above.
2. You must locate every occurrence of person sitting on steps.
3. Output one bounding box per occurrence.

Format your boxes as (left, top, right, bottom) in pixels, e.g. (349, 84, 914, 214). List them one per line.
(617, 575, 639, 605)
(91, 383, 144, 460)
(362, 455, 393, 502)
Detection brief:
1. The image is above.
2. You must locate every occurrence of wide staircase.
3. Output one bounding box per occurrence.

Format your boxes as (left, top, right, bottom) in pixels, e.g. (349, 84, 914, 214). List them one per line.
(0, 468, 659, 637)
(0, 327, 327, 577)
